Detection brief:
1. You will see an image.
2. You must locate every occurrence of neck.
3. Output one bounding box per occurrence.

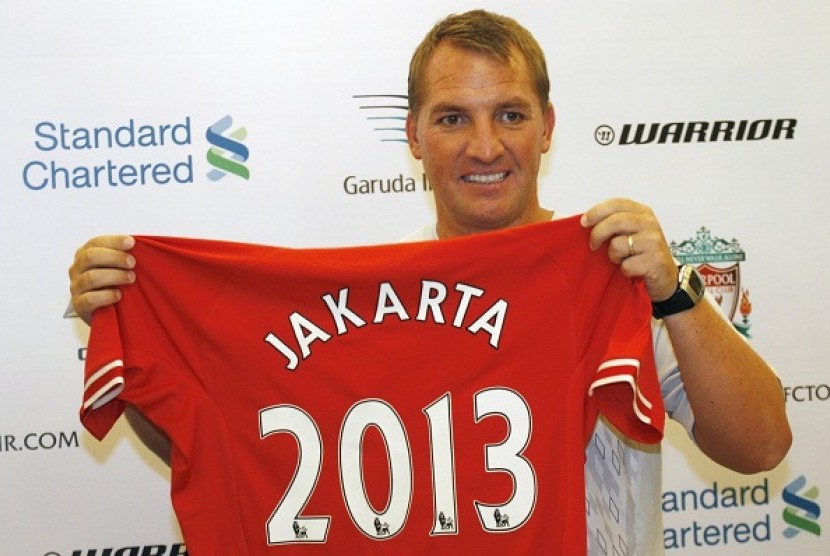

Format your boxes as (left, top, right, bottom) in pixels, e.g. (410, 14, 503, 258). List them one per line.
(436, 208, 554, 239)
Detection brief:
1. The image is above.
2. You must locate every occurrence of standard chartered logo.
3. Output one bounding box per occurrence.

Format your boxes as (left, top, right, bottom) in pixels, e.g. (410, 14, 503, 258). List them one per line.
(662, 479, 772, 550)
(206, 115, 250, 181)
(782, 475, 821, 538)
(22, 118, 194, 190)
(21, 114, 252, 191)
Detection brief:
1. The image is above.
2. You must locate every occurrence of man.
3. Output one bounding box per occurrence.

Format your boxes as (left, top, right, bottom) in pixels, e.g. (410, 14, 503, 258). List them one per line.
(69, 10, 790, 554)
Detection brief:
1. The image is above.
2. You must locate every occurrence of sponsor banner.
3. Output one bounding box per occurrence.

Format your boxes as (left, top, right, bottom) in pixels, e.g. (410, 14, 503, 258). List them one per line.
(595, 119, 797, 146)
(18, 115, 250, 192)
(0, 430, 80, 454)
(662, 474, 823, 552)
(784, 384, 830, 404)
(42, 543, 187, 556)
(2, 2, 828, 555)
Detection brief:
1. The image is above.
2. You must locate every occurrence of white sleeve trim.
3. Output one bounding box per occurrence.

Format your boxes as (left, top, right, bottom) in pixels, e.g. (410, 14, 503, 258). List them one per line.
(589, 358, 653, 426)
(83, 359, 125, 410)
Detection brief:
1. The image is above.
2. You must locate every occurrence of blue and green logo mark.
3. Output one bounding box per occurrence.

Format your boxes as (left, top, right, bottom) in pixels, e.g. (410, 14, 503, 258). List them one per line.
(782, 475, 821, 538)
(206, 115, 249, 181)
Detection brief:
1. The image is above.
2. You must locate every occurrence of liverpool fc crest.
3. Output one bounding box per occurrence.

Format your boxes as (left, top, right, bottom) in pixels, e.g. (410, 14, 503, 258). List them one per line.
(670, 227, 753, 337)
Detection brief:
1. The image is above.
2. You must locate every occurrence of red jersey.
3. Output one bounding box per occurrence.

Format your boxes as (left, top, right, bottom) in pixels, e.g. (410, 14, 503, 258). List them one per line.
(81, 216, 663, 555)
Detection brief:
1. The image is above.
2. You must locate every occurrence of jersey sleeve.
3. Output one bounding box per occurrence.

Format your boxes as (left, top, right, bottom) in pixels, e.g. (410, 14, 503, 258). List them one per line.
(584, 274, 665, 444)
(78, 236, 230, 441)
(81, 304, 128, 440)
(509, 216, 665, 445)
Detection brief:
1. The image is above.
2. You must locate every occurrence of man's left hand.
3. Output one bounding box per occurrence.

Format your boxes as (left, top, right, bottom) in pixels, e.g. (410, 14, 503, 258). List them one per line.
(581, 198, 678, 302)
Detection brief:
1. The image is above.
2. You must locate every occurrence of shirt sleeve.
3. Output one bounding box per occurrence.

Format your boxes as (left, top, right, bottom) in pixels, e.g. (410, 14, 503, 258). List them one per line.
(80, 304, 127, 440)
(585, 275, 665, 445)
(78, 235, 224, 442)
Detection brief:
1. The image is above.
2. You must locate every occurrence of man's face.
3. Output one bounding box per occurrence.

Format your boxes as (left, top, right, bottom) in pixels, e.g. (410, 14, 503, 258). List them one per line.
(406, 42, 555, 238)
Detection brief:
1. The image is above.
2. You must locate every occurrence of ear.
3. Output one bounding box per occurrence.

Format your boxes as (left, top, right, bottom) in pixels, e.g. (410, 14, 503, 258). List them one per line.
(406, 111, 422, 160)
(541, 102, 555, 153)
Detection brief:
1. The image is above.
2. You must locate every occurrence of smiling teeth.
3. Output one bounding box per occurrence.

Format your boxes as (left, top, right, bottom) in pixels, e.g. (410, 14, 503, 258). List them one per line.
(464, 172, 507, 184)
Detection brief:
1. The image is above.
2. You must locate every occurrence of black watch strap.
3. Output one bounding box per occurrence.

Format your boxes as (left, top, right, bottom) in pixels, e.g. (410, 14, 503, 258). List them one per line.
(651, 265, 706, 319)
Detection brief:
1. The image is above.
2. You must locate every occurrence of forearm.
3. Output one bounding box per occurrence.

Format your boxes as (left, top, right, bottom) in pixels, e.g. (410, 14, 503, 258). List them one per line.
(664, 299, 791, 473)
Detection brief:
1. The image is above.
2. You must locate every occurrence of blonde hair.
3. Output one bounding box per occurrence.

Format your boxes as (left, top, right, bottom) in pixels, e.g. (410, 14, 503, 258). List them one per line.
(408, 10, 550, 114)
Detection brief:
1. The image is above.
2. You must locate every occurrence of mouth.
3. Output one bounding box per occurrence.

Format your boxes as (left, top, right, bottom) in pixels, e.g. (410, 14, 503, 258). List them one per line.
(462, 172, 509, 184)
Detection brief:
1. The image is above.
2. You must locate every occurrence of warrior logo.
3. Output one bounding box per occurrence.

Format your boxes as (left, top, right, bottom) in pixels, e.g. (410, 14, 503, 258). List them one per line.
(206, 115, 250, 181)
(595, 118, 796, 146)
(782, 475, 821, 538)
(670, 227, 752, 337)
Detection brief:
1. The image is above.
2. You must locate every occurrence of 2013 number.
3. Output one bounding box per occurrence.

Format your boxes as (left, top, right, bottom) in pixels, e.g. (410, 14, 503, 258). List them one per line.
(258, 388, 536, 544)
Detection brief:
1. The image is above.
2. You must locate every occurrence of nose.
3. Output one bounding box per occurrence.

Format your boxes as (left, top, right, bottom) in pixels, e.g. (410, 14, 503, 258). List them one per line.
(465, 119, 505, 163)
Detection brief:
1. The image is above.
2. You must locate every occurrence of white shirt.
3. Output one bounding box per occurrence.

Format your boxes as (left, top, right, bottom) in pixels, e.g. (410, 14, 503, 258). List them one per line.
(401, 221, 696, 556)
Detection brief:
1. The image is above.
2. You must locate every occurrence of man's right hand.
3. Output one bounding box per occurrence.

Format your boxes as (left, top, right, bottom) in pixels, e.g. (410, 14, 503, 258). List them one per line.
(68, 235, 136, 325)
(70, 235, 172, 464)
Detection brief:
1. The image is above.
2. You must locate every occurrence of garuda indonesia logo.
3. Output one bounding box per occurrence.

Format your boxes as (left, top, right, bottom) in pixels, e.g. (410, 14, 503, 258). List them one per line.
(206, 115, 250, 181)
(353, 94, 409, 143)
(670, 227, 752, 336)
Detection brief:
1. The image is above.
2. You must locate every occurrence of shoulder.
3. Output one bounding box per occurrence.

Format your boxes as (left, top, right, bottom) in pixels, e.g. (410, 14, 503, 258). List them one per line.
(398, 223, 438, 243)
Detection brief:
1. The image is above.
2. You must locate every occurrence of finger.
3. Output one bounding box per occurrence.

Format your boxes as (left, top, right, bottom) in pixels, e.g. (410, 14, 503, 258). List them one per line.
(72, 288, 123, 326)
(586, 212, 641, 251)
(70, 242, 136, 287)
(607, 233, 638, 265)
(612, 227, 670, 263)
(69, 267, 136, 298)
(74, 235, 135, 265)
(78, 234, 135, 252)
(612, 233, 678, 300)
(580, 198, 643, 228)
(73, 245, 136, 273)
(68, 235, 136, 326)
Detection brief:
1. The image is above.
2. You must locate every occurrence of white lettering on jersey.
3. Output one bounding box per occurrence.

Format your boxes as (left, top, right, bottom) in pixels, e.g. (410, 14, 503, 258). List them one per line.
(473, 388, 537, 531)
(259, 405, 331, 543)
(373, 282, 411, 323)
(263, 280, 509, 370)
(452, 283, 484, 327)
(290, 312, 332, 359)
(259, 389, 536, 544)
(263, 333, 300, 371)
(322, 288, 367, 333)
(467, 299, 508, 349)
(416, 280, 448, 324)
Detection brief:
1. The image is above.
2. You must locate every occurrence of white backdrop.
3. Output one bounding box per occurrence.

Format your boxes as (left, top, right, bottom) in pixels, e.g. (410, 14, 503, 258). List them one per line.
(1, 1, 828, 554)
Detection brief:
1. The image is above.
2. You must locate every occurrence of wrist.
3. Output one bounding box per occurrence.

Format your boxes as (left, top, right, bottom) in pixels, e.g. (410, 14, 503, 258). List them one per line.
(652, 264, 705, 319)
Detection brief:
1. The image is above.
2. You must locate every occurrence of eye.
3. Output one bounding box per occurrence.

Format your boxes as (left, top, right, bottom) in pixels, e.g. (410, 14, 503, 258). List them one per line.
(499, 111, 525, 124)
(438, 114, 464, 126)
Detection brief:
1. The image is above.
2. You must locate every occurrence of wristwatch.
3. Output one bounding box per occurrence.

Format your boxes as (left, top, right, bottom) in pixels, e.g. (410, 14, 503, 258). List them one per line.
(651, 264, 706, 319)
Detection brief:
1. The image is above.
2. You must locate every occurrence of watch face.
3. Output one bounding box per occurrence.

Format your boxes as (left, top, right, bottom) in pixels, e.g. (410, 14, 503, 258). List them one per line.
(653, 265, 705, 318)
(685, 266, 706, 300)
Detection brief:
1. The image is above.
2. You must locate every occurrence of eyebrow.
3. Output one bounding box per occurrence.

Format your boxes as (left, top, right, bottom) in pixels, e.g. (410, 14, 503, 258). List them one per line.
(428, 97, 535, 115)
(428, 102, 465, 115)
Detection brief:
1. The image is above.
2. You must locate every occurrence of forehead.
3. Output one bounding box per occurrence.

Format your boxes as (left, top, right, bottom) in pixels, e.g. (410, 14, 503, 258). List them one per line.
(420, 43, 538, 108)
